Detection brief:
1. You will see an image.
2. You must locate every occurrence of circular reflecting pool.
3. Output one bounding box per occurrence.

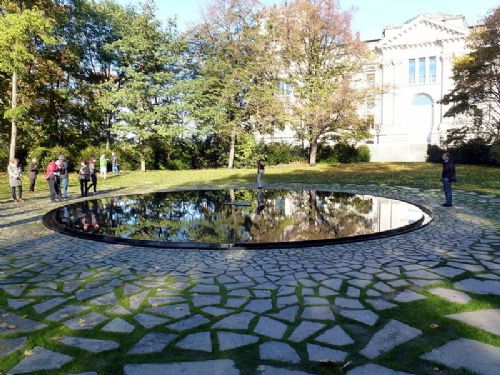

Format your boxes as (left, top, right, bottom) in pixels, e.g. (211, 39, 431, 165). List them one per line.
(43, 189, 431, 249)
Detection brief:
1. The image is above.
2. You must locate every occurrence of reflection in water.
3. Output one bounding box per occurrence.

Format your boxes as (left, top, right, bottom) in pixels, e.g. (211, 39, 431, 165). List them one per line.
(52, 190, 425, 244)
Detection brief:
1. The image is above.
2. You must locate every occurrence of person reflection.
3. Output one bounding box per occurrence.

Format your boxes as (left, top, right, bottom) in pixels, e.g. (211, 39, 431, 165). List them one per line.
(80, 201, 100, 232)
(256, 189, 266, 214)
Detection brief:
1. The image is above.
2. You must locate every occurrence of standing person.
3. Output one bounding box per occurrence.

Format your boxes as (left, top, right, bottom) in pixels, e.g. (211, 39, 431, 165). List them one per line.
(59, 155, 69, 201)
(257, 160, 265, 189)
(7, 158, 23, 202)
(88, 158, 98, 194)
(111, 152, 119, 175)
(78, 160, 90, 197)
(45, 159, 62, 202)
(100, 154, 108, 180)
(441, 152, 457, 207)
(28, 158, 39, 192)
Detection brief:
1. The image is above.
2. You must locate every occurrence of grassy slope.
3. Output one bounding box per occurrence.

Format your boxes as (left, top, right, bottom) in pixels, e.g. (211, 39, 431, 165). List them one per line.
(0, 163, 498, 202)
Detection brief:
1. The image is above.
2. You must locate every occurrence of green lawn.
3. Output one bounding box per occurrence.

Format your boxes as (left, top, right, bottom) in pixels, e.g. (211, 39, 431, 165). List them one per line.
(1, 162, 498, 202)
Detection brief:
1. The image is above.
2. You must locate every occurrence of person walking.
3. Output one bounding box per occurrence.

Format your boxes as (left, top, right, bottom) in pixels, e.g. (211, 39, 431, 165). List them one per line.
(441, 152, 457, 207)
(88, 158, 98, 193)
(7, 158, 23, 202)
(100, 154, 108, 180)
(28, 158, 39, 192)
(45, 159, 62, 202)
(78, 160, 90, 197)
(111, 152, 119, 175)
(257, 160, 265, 189)
(59, 155, 69, 201)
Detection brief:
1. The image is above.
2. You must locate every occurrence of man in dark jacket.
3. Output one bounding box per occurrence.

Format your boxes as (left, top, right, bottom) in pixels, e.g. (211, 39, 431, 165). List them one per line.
(441, 152, 456, 207)
(59, 155, 69, 201)
(28, 158, 39, 192)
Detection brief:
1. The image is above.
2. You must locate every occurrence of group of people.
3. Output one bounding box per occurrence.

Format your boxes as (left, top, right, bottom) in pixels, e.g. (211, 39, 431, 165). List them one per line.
(6, 152, 120, 203)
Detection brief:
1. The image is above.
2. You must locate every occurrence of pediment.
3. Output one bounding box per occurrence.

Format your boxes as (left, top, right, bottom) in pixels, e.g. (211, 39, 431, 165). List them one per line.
(381, 16, 468, 47)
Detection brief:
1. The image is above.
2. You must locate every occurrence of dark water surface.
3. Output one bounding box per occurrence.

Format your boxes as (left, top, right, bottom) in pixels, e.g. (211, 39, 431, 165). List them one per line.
(44, 190, 428, 247)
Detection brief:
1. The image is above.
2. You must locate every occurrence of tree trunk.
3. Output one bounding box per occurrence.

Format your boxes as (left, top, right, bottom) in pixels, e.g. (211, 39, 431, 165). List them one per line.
(309, 138, 318, 166)
(227, 125, 236, 169)
(140, 154, 146, 172)
(9, 70, 18, 160)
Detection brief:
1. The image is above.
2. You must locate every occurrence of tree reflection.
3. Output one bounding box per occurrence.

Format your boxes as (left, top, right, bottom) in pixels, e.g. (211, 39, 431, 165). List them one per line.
(55, 189, 418, 244)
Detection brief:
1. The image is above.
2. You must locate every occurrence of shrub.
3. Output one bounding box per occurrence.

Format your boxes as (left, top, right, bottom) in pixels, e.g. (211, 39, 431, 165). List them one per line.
(426, 144, 444, 163)
(27, 146, 72, 171)
(490, 140, 500, 166)
(427, 138, 493, 165)
(260, 142, 305, 165)
(357, 145, 371, 162)
(333, 143, 359, 163)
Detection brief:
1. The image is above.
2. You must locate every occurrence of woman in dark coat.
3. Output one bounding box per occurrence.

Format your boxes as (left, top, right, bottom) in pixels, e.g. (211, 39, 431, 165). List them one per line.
(78, 160, 90, 197)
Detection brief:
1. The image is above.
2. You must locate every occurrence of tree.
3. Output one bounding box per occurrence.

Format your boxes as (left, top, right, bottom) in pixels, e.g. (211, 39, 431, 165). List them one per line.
(105, 2, 187, 171)
(0, 6, 56, 160)
(187, 0, 281, 169)
(273, 0, 370, 165)
(441, 6, 500, 143)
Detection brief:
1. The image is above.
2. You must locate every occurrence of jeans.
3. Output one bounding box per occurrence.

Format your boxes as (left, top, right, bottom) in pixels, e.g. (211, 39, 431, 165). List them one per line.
(29, 177, 36, 192)
(48, 179, 59, 201)
(61, 178, 69, 198)
(442, 177, 453, 205)
(79, 179, 88, 196)
(11, 186, 22, 200)
(89, 174, 97, 193)
(257, 172, 264, 189)
(112, 164, 119, 174)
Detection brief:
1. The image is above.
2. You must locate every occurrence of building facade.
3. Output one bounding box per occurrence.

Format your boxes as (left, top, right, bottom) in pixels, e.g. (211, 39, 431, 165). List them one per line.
(260, 13, 473, 162)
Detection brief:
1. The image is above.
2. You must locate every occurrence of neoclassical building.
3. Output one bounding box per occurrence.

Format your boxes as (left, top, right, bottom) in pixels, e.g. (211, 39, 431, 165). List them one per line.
(364, 13, 472, 161)
(262, 13, 473, 162)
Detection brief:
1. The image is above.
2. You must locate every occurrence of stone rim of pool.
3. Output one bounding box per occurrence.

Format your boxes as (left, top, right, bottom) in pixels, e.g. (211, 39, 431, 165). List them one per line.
(43, 188, 433, 250)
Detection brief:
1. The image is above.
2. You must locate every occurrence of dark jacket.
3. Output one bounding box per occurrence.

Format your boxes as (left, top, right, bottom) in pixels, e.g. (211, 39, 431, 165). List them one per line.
(79, 165, 90, 181)
(28, 162, 39, 179)
(442, 160, 457, 182)
(59, 161, 69, 180)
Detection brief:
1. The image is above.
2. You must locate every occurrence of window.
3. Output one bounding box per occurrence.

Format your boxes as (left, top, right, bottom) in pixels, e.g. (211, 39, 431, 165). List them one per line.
(429, 56, 436, 83)
(278, 81, 292, 96)
(367, 73, 375, 87)
(409, 59, 415, 84)
(418, 57, 426, 84)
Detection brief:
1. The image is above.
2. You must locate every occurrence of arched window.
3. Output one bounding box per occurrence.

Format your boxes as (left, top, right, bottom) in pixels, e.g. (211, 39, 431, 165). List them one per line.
(412, 93, 433, 106)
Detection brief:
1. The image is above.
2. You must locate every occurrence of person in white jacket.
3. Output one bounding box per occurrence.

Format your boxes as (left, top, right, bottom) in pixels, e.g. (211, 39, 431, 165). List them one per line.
(7, 158, 23, 202)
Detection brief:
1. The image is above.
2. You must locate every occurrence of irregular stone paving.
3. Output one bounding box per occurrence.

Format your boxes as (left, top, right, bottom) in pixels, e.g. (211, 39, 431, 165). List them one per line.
(0, 183, 498, 374)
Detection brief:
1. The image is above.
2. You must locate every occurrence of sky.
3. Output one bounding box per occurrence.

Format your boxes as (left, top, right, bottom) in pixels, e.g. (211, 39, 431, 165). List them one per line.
(115, 0, 498, 39)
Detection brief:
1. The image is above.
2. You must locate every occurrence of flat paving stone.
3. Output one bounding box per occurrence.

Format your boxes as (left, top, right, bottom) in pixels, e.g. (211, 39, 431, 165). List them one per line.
(217, 332, 259, 350)
(339, 309, 379, 326)
(212, 312, 255, 330)
(245, 299, 272, 313)
(315, 325, 354, 346)
(0, 310, 46, 334)
(124, 359, 238, 375)
(428, 287, 471, 304)
(166, 314, 210, 331)
(7, 299, 34, 310)
(176, 331, 212, 352)
(393, 290, 426, 303)
(454, 278, 500, 296)
(268, 305, 299, 323)
(63, 312, 107, 330)
(289, 321, 325, 342)
(46, 305, 90, 322)
(33, 297, 67, 314)
(254, 316, 288, 339)
(8, 346, 73, 374)
(129, 290, 149, 310)
(59, 336, 119, 353)
(0, 337, 27, 359)
(107, 305, 131, 315)
(259, 341, 300, 363)
(307, 343, 348, 363)
(420, 338, 500, 375)
(258, 366, 312, 375)
(148, 296, 185, 306)
(89, 292, 117, 305)
(192, 294, 221, 307)
(76, 287, 112, 301)
(146, 303, 191, 319)
(335, 297, 364, 309)
(303, 297, 329, 305)
(202, 306, 235, 317)
(322, 278, 343, 290)
(301, 306, 335, 321)
(366, 299, 397, 311)
(134, 313, 169, 329)
(360, 320, 422, 359)
(128, 332, 177, 354)
(446, 309, 500, 335)
(0, 284, 27, 297)
(102, 318, 135, 333)
(347, 363, 415, 375)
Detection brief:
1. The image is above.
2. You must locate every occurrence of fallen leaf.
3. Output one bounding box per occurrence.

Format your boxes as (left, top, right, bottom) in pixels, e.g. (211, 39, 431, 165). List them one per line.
(430, 323, 439, 329)
(24, 350, 33, 356)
